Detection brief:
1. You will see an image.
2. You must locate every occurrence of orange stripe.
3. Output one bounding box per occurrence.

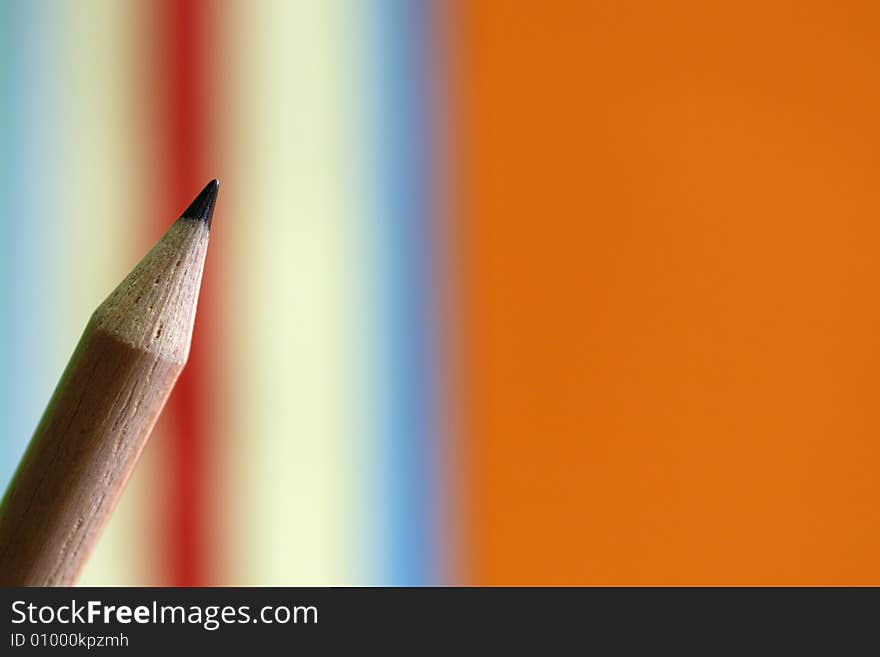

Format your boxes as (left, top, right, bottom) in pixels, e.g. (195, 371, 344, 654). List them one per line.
(456, 0, 880, 584)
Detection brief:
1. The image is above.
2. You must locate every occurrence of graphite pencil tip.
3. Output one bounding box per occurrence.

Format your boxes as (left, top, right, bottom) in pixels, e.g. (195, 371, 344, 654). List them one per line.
(180, 179, 219, 228)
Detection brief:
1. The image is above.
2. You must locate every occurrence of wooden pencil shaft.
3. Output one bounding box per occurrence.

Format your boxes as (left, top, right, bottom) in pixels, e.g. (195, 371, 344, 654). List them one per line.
(0, 329, 181, 586)
(0, 207, 212, 586)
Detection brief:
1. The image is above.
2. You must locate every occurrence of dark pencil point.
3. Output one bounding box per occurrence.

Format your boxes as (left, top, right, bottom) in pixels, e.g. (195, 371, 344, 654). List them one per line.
(180, 179, 219, 228)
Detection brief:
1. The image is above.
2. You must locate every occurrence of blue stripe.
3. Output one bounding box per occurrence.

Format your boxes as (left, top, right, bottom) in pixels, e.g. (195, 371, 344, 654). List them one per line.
(0, 2, 58, 489)
(370, 0, 439, 585)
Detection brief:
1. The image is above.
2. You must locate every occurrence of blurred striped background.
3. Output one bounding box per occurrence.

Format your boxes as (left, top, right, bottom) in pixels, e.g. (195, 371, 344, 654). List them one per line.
(4, 1, 880, 585)
(0, 0, 449, 586)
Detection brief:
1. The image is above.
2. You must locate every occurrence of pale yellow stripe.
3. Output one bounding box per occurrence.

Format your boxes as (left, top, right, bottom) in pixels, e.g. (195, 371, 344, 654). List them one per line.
(51, 0, 153, 586)
(216, 0, 370, 584)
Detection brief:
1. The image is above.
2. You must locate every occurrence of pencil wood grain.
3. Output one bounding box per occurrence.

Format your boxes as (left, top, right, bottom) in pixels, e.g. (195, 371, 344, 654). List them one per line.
(0, 181, 217, 586)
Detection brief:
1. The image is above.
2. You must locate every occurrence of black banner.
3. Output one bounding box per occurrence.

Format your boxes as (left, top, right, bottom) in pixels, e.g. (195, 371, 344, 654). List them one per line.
(0, 587, 873, 651)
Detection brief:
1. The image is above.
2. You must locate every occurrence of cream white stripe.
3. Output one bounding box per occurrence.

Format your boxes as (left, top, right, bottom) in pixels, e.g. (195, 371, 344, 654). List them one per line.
(58, 1, 151, 587)
(218, 0, 371, 584)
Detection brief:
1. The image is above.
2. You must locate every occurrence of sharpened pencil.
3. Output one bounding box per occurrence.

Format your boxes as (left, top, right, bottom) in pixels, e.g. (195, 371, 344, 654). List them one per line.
(0, 179, 219, 586)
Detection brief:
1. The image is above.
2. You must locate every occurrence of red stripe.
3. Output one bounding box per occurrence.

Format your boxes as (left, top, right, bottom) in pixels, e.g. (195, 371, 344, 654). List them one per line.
(153, 0, 216, 586)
